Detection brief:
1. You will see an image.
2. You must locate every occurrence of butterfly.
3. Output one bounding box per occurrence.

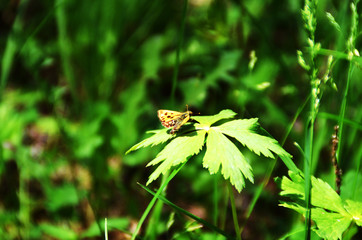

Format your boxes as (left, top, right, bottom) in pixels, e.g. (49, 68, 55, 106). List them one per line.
(158, 107, 192, 134)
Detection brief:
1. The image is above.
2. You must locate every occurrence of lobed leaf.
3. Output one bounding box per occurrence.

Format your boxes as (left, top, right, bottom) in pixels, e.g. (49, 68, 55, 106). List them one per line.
(203, 128, 253, 192)
(278, 171, 362, 240)
(128, 110, 295, 193)
(278, 173, 305, 197)
(126, 129, 173, 154)
(192, 109, 237, 126)
(218, 119, 292, 159)
(344, 200, 362, 227)
(279, 171, 345, 213)
(146, 130, 206, 185)
(311, 208, 351, 240)
(311, 176, 346, 213)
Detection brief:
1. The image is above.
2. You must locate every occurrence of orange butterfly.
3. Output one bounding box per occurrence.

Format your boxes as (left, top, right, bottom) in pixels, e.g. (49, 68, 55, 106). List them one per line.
(158, 106, 192, 134)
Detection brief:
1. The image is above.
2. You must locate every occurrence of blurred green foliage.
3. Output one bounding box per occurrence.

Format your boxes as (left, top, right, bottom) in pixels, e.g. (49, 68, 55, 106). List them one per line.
(0, 0, 361, 239)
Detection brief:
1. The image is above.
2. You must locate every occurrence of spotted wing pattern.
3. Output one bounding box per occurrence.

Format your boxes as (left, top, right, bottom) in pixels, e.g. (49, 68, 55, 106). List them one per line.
(158, 110, 192, 134)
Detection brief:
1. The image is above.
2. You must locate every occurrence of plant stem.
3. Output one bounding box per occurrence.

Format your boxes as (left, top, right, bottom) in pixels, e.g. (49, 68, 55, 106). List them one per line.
(131, 161, 187, 240)
(213, 174, 219, 226)
(139, 183, 233, 239)
(301, 0, 318, 237)
(304, 117, 314, 240)
(145, 171, 169, 240)
(228, 183, 241, 240)
(104, 218, 108, 240)
(336, 64, 353, 165)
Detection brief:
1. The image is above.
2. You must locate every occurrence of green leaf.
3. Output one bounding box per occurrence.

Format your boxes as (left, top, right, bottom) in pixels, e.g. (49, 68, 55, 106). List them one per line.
(279, 172, 345, 213)
(146, 130, 206, 185)
(203, 128, 253, 192)
(311, 176, 346, 213)
(340, 170, 362, 201)
(344, 200, 362, 226)
(278, 172, 305, 197)
(278, 171, 362, 240)
(192, 109, 237, 127)
(217, 119, 297, 172)
(279, 201, 305, 215)
(126, 129, 172, 154)
(128, 109, 293, 192)
(311, 208, 351, 240)
(218, 119, 274, 158)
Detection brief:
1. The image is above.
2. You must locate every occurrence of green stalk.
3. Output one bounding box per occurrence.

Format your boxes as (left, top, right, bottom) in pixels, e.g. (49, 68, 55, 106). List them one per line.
(336, 64, 354, 166)
(228, 183, 241, 240)
(301, 1, 318, 238)
(304, 117, 314, 240)
(336, 0, 359, 166)
(139, 183, 233, 239)
(104, 218, 108, 240)
(131, 161, 187, 240)
(144, 171, 169, 240)
(213, 174, 219, 226)
(339, 0, 360, 201)
(304, 66, 317, 240)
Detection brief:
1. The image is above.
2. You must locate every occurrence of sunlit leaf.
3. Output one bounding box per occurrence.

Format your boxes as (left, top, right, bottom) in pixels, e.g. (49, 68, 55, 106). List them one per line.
(220, 119, 287, 156)
(311, 208, 351, 240)
(218, 119, 296, 172)
(146, 130, 206, 185)
(344, 200, 362, 227)
(129, 109, 293, 192)
(126, 129, 172, 154)
(192, 109, 237, 126)
(277, 171, 362, 240)
(203, 128, 253, 192)
(279, 172, 345, 213)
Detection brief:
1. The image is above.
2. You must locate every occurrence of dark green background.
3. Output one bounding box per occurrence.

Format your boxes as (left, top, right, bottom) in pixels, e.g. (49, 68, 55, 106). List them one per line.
(0, 0, 361, 239)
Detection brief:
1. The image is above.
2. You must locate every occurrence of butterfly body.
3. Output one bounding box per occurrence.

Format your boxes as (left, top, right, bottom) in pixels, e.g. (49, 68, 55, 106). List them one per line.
(158, 109, 192, 134)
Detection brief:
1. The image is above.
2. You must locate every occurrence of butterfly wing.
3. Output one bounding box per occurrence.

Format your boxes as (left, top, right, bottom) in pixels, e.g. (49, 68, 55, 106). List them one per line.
(158, 110, 192, 134)
(170, 112, 191, 134)
(158, 110, 182, 128)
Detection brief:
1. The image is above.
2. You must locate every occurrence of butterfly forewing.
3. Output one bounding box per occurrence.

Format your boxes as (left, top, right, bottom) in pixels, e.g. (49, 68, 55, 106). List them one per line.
(158, 109, 192, 134)
(158, 110, 181, 127)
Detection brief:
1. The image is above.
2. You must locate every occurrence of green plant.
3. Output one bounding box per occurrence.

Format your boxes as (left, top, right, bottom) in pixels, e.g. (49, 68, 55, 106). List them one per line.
(277, 171, 362, 240)
(126, 109, 297, 239)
